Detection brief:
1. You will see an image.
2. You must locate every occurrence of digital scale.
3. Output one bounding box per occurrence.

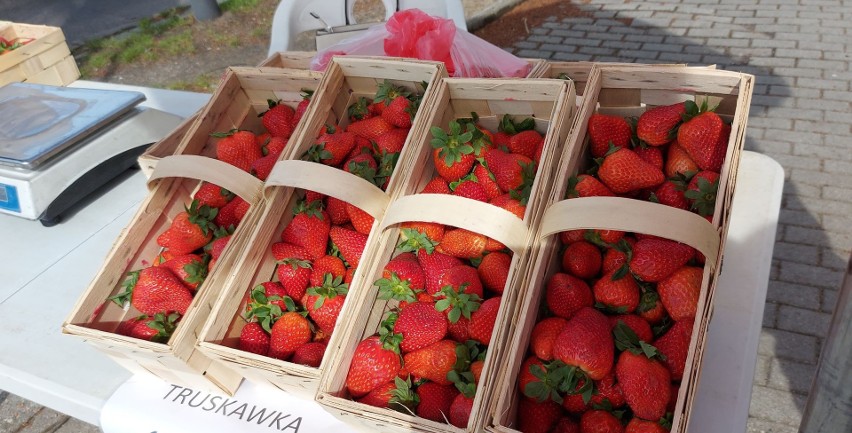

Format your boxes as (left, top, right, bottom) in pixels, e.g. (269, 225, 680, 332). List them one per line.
(0, 82, 184, 226)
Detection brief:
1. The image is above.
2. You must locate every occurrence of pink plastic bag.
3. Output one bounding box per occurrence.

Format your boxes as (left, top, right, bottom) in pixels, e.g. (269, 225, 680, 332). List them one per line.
(310, 9, 531, 78)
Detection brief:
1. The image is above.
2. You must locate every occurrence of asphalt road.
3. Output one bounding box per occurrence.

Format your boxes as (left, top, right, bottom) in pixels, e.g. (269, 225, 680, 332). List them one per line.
(0, 0, 182, 49)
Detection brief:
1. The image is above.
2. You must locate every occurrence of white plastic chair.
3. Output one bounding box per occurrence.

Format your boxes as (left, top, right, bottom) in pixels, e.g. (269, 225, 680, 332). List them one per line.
(267, 0, 467, 56)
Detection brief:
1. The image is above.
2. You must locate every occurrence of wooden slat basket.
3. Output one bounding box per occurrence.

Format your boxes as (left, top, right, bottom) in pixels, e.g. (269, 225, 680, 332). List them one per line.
(62, 67, 323, 395)
(194, 56, 447, 400)
(0, 21, 79, 86)
(488, 65, 754, 433)
(314, 77, 577, 433)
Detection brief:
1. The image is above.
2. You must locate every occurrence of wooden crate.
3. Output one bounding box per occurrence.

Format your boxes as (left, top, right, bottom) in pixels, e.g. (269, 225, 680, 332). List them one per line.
(137, 66, 323, 177)
(258, 51, 316, 69)
(532, 61, 701, 96)
(0, 21, 79, 86)
(62, 67, 323, 395)
(488, 65, 755, 433)
(314, 77, 577, 433)
(194, 56, 447, 399)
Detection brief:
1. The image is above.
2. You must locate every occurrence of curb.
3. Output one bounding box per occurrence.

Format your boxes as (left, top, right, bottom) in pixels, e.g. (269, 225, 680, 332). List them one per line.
(466, 0, 525, 32)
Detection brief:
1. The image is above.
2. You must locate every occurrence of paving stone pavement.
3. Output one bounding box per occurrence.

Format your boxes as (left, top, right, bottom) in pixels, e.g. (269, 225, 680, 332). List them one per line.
(1, 0, 850, 432)
(507, 0, 851, 432)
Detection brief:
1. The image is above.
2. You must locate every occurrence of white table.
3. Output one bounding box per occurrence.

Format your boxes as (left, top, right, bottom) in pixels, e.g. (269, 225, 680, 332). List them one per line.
(0, 86, 784, 432)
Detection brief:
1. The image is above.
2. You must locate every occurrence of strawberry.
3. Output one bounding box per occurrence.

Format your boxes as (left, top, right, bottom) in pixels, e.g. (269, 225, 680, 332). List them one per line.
(517, 397, 562, 433)
(566, 174, 615, 198)
(637, 289, 667, 325)
(421, 176, 451, 194)
(250, 151, 280, 181)
(269, 311, 312, 360)
(325, 196, 350, 225)
(214, 129, 262, 172)
(118, 312, 179, 343)
(272, 242, 313, 302)
(305, 128, 356, 167)
(347, 96, 372, 122)
(349, 135, 375, 159)
(485, 148, 535, 194)
(399, 223, 445, 248)
(375, 128, 409, 154)
(677, 100, 726, 171)
(436, 228, 487, 259)
(478, 251, 511, 293)
(561, 240, 602, 279)
(665, 141, 699, 178)
(193, 182, 234, 209)
(124, 266, 194, 315)
(448, 393, 474, 428)
(451, 177, 489, 202)
(468, 296, 500, 345)
(415, 381, 458, 422)
(403, 339, 458, 385)
(593, 270, 640, 313)
(552, 418, 581, 433)
(587, 113, 633, 158)
(625, 418, 669, 433)
(346, 116, 395, 141)
(374, 80, 412, 109)
(394, 302, 448, 353)
(417, 250, 464, 295)
(381, 252, 426, 292)
(290, 341, 328, 367)
(580, 410, 624, 433)
(382, 96, 414, 128)
(508, 129, 543, 159)
(238, 321, 270, 356)
(552, 307, 614, 380)
(597, 147, 665, 194)
(545, 273, 594, 319)
(309, 255, 346, 287)
(357, 380, 395, 409)
(329, 226, 367, 268)
(160, 253, 207, 291)
(657, 266, 703, 321)
(345, 203, 375, 235)
(530, 316, 568, 361)
(431, 121, 484, 182)
(292, 89, 314, 129)
(629, 238, 695, 282)
(636, 102, 685, 146)
(261, 99, 296, 138)
(472, 163, 502, 199)
(305, 273, 348, 334)
(437, 264, 485, 300)
(518, 356, 548, 397)
(684, 170, 720, 217)
(344, 152, 379, 184)
(280, 201, 330, 261)
(634, 145, 664, 170)
(651, 178, 689, 210)
(654, 318, 694, 380)
(616, 350, 671, 421)
(205, 233, 231, 271)
(345, 336, 402, 397)
(157, 201, 217, 255)
(609, 315, 654, 344)
(589, 372, 626, 409)
(214, 196, 250, 229)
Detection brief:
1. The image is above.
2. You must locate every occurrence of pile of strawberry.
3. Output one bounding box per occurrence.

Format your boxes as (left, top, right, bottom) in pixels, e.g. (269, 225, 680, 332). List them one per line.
(574, 100, 729, 219)
(512, 227, 704, 433)
(232, 81, 425, 365)
(109, 93, 312, 343)
(0, 36, 31, 54)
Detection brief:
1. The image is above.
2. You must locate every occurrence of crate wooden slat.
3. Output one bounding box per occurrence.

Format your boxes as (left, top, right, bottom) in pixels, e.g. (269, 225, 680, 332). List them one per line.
(487, 65, 754, 433)
(257, 51, 316, 69)
(0, 21, 79, 86)
(315, 77, 577, 433)
(195, 57, 447, 399)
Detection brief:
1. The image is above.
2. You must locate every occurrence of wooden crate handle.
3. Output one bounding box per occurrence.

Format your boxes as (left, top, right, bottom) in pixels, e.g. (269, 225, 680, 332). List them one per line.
(147, 155, 263, 203)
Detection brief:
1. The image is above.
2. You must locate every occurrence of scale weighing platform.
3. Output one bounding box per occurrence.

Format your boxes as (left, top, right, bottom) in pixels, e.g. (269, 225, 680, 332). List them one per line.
(0, 82, 184, 226)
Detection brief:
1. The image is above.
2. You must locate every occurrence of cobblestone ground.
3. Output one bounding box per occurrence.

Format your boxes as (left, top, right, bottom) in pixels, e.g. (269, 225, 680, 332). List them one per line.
(507, 1, 852, 431)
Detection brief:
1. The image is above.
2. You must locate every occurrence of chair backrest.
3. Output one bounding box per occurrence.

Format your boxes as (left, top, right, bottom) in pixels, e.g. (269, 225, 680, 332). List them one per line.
(268, 0, 467, 56)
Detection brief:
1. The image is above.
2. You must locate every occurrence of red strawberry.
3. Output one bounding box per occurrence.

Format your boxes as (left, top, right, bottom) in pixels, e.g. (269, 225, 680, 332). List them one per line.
(593, 270, 640, 313)
(307, 129, 356, 167)
(566, 174, 615, 198)
(305, 270, 348, 334)
(472, 163, 502, 199)
(347, 116, 395, 141)
(290, 341, 328, 367)
(665, 141, 700, 177)
(652, 178, 689, 210)
(657, 266, 703, 321)
(118, 312, 179, 343)
(468, 295, 501, 345)
(126, 266, 194, 315)
(625, 418, 669, 433)
(325, 196, 350, 225)
(292, 89, 313, 129)
(517, 398, 562, 433)
(214, 129, 262, 172)
(485, 148, 535, 194)
(590, 372, 626, 408)
(214, 196, 250, 229)
(685, 170, 720, 217)
(403, 339, 458, 385)
(344, 152, 379, 185)
(261, 99, 296, 138)
(357, 381, 394, 408)
(629, 238, 695, 282)
(530, 316, 568, 361)
(616, 350, 671, 421)
(587, 113, 633, 158)
(280, 203, 330, 260)
(345, 203, 375, 235)
(637, 290, 667, 325)
(597, 147, 665, 194)
(345, 336, 402, 397)
(250, 151, 280, 181)
(272, 242, 312, 301)
(608, 314, 653, 344)
(451, 177, 489, 202)
(205, 234, 231, 271)
(349, 135, 375, 159)
(678, 101, 726, 171)
(309, 255, 346, 287)
(552, 417, 581, 433)
(431, 121, 485, 182)
(580, 410, 624, 433)
(561, 240, 602, 279)
(508, 129, 543, 159)
(382, 96, 414, 128)
(329, 226, 367, 268)
(157, 201, 217, 255)
(490, 193, 527, 219)
(382, 252, 426, 292)
(193, 182, 234, 208)
(436, 228, 487, 259)
(346, 96, 372, 122)
(636, 102, 685, 146)
(437, 264, 485, 300)
(394, 302, 448, 353)
(375, 128, 409, 154)
(545, 273, 594, 319)
(654, 318, 694, 380)
(417, 250, 464, 295)
(415, 381, 458, 422)
(421, 176, 451, 194)
(269, 311, 312, 360)
(634, 145, 664, 170)
(238, 321, 270, 356)
(160, 254, 206, 291)
(478, 251, 511, 293)
(449, 393, 474, 428)
(552, 307, 614, 380)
